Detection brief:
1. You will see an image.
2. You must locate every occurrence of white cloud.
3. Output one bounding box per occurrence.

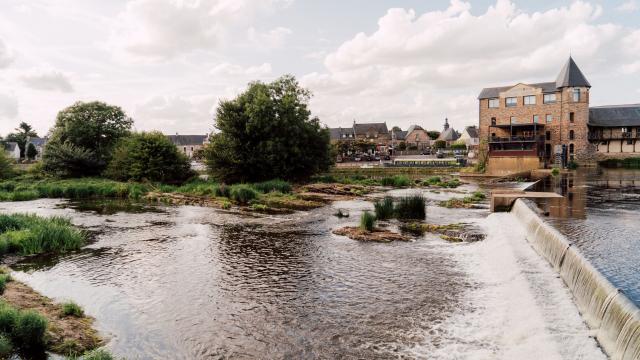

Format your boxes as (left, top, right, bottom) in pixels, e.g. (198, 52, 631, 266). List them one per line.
(0, 39, 14, 68)
(134, 95, 216, 133)
(109, 0, 293, 61)
(616, 0, 638, 12)
(20, 70, 74, 93)
(303, 0, 640, 130)
(210, 62, 272, 77)
(0, 93, 18, 119)
(247, 27, 292, 49)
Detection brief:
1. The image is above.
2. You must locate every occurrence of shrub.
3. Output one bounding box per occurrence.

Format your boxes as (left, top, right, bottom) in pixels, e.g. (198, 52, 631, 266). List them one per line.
(374, 197, 394, 220)
(42, 141, 102, 178)
(214, 184, 230, 198)
(252, 179, 291, 194)
(83, 349, 114, 360)
(392, 175, 411, 187)
(61, 301, 84, 317)
(229, 185, 258, 204)
(14, 310, 47, 349)
(551, 168, 560, 176)
(312, 175, 337, 183)
(250, 204, 268, 212)
(105, 131, 194, 183)
(0, 152, 15, 180)
(394, 196, 426, 220)
(380, 177, 395, 186)
(359, 211, 376, 232)
(9, 190, 39, 202)
(424, 176, 441, 186)
(220, 201, 231, 210)
(567, 161, 579, 170)
(0, 303, 18, 335)
(0, 334, 12, 358)
(0, 274, 11, 295)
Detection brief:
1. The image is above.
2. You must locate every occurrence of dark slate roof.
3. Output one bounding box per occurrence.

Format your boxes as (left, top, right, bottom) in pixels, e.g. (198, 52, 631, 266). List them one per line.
(391, 130, 407, 140)
(27, 137, 47, 146)
(353, 122, 388, 135)
(166, 135, 207, 146)
(556, 56, 591, 88)
(329, 127, 354, 140)
(478, 82, 557, 99)
(464, 126, 478, 138)
(3, 142, 18, 152)
(589, 104, 640, 127)
(437, 128, 460, 142)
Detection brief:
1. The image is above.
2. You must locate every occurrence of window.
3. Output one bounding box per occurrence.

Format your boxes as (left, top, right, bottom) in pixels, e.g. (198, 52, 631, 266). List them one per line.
(491, 117, 496, 126)
(573, 89, 580, 102)
(488, 98, 499, 108)
(190, 147, 194, 151)
(546, 114, 553, 123)
(543, 93, 556, 104)
(510, 116, 517, 124)
(524, 95, 536, 105)
(546, 131, 551, 141)
(569, 130, 574, 140)
(533, 115, 539, 123)
(183, 147, 186, 153)
(622, 127, 630, 133)
(569, 144, 575, 154)
(505, 97, 517, 107)
(570, 112, 575, 123)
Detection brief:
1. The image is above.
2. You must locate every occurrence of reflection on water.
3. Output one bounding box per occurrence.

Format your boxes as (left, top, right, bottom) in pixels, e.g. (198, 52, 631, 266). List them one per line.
(1, 199, 470, 359)
(533, 167, 640, 305)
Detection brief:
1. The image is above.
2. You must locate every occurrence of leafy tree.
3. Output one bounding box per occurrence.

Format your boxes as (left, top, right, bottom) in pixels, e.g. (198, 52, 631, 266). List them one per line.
(391, 126, 402, 132)
(427, 131, 440, 140)
(105, 132, 194, 183)
(0, 150, 15, 179)
(434, 140, 447, 149)
(205, 75, 332, 182)
(41, 142, 100, 178)
(43, 101, 133, 176)
(6, 122, 38, 158)
(26, 143, 38, 160)
(397, 142, 407, 151)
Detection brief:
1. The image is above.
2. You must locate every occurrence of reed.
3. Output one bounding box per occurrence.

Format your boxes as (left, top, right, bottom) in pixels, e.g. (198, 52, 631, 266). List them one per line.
(229, 185, 258, 204)
(374, 197, 395, 220)
(61, 302, 84, 317)
(0, 214, 85, 256)
(359, 211, 376, 232)
(252, 179, 292, 194)
(394, 195, 426, 220)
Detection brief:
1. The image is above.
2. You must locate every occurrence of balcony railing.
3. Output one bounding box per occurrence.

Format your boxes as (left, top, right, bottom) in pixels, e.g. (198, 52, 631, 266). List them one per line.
(489, 135, 544, 143)
(588, 132, 639, 141)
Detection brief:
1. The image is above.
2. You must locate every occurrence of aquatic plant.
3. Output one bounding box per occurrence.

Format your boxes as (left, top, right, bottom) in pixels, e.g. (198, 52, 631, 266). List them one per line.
(423, 176, 441, 186)
(374, 197, 395, 220)
(0, 178, 152, 202)
(214, 184, 230, 198)
(82, 348, 114, 360)
(0, 214, 85, 256)
(551, 168, 560, 176)
(394, 195, 426, 220)
(0, 334, 12, 358)
(0, 274, 11, 295)
(250, 204, 268, 212)
(61, 302, 84, 318)
(381, 175, 411, 187)
(251, 179, 292, 194)
(220, 201, 232, 210)
(359, 211, 376, 232)
(229, 185, 258, 204)
(14, 310, 48, 349)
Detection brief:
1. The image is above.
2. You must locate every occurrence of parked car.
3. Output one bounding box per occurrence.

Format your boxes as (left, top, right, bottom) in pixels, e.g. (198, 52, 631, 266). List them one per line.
(374, 154, 381, 161)
(383, 154, 391, 160)
(436, 150, 445, 158)
(354, 156, 361, 162)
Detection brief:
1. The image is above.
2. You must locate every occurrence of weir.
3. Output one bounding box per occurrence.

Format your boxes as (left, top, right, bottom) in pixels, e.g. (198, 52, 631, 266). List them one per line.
(511, 199, 640, 360)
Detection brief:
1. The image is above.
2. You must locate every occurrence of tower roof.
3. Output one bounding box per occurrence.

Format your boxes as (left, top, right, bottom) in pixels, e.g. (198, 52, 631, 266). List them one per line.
(555, 56, 591, 88)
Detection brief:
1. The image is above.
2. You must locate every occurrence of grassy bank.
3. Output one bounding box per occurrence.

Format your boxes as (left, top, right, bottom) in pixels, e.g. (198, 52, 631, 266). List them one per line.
(0, 178, 149, 202)
(0, 214, 85, 256)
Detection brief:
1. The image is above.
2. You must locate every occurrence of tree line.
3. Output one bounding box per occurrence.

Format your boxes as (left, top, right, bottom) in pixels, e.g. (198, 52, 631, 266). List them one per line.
(1, 75, 333, 184)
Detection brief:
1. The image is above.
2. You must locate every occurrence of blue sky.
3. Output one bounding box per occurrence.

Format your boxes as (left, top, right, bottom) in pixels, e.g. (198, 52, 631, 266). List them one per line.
(1, 0, 639, 136)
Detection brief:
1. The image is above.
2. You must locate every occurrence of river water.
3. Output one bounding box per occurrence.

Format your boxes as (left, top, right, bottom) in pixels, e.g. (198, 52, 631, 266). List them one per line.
(0, 184, 607, 359)
(533, 167, 640, 306)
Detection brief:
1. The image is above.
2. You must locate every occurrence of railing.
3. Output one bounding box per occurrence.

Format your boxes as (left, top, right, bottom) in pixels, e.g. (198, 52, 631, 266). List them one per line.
(489, 135, 543, 143)
(588, 133, 639, 141)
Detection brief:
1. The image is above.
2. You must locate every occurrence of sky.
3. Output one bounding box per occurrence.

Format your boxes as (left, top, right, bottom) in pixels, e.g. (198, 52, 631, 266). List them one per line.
(0, 0, 639, 137)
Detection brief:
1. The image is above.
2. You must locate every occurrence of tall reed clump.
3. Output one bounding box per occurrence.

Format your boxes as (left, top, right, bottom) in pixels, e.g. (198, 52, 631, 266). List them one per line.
(0, 301, 48, 352)
(360, 211, 376, 232)
(229, 185, 258, 204)
(374, 197, 395, 220)
(251, 179, 291, 194)
(0, 214, 85, 256)
(394, 195, 426, 220)
(381, 175, 411, 187)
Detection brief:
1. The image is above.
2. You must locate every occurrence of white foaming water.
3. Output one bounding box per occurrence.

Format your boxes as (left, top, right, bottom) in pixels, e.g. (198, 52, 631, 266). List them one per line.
(411, 212, 606, 359)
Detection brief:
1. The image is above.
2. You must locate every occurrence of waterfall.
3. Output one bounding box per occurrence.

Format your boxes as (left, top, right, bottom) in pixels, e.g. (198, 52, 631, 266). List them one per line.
(512, 199, 640, 360)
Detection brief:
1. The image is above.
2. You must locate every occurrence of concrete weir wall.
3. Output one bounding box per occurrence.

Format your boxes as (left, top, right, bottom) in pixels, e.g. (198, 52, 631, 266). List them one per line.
(511, 199, 640, 360)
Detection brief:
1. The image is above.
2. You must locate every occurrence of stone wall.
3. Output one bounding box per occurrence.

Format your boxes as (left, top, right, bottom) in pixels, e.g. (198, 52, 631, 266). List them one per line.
(486, 156, 541, 176)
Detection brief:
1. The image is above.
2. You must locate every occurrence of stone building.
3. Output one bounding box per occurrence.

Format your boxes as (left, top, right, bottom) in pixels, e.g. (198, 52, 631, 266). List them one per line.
(329, 121, 391, 153)
(436, 118, 460, 146)
(404, 125, 431, 150)
(589, 104, 640, 158)
(478, 56, 598, 172)
(166, 134, 209, 158)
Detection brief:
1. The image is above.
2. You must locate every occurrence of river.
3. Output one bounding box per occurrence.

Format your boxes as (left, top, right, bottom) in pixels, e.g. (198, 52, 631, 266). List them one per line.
(0, 182, 607, 359)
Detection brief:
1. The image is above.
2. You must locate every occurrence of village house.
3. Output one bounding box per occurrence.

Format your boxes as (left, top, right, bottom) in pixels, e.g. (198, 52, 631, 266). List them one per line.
(436, 118, 460, 146)
(166, 134, 209, 159)
(478, 56, 639, 173)
(329, 121, 391, 153)
(26, 137, 47, 161)
(404, 125, 431, 150)
(3, 142, 20, 161)
(459, 126, 479, 148)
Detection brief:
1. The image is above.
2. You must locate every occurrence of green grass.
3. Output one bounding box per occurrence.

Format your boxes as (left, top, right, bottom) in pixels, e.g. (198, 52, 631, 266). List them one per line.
(360, 211, 376, 231)
(439, 191, 486, 208)
(422, 176, 461, 188)
(252, 179, 292, 194)
(374, 197, 395, 220)
(0, 274, 11, 295)
(61, 301, 84, 317)
(0, 214, 85, 256)
(0, 178, 150, 202)
(82, 348, 114, 360)
(0, 334, 12, 358)
(0, 302, 48, 350)
(229, 185, 258, 204)
(394, 196, 426, 220)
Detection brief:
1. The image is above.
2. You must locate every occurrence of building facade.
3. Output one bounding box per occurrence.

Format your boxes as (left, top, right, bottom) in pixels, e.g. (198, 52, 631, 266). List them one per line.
(3, 142, 20, 161)
(589, 104, 640, 158)
(166, 134, 209, 158)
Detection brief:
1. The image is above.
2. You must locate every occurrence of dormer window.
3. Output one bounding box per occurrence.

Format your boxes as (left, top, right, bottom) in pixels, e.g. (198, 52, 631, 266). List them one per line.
(488, 98, 499, 108)
(543, 93, 556, 104)
(573, 89, 580, 102)
(505, 97, 517, 107)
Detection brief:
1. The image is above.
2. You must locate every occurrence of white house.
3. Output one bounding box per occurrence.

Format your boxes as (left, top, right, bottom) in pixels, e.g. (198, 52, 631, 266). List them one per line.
(166, 134, 209, 158)
(3, 142, 20, 160)
(459, 126, 480, 148)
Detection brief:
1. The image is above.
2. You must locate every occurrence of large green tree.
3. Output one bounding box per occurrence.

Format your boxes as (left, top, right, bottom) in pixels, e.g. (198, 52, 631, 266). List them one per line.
(105, 131, 194, 183)
(6, 122, 38, 158)
(205, 75, 332, 182)
(43, 101, 133, 177)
